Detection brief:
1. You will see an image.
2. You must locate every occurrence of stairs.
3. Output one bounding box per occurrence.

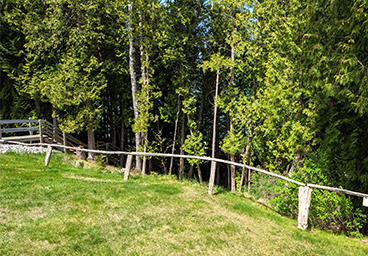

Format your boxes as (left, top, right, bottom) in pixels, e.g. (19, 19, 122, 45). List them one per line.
(1, 119, 122, 166)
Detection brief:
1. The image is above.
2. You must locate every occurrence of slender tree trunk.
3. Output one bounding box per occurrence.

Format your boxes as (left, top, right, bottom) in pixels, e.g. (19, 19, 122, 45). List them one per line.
(120, 122, 125, 167)
(230, 39, 236, 192)
(196, 88, 204, 183)
(188, 165, 194, 181)
(230, 147, 236, 191)
(128, 1, 142, 171)
(104, 88, 114, 144)
(142, 132, 148, 175)
(208, 69, 220, 195)
(239, 143, 251, 192)
(197, 165, 203, 184)
(179, 111, 186, 180)
(187, 114, 194, 181)
(169, 95, 180, 175)
(215, 138, 220, 185)
(149, 158, 153, 173)
(247, 143, 251, 189)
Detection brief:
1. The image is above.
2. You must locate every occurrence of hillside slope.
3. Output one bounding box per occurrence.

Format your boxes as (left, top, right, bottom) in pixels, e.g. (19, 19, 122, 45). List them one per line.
(0, 152, 367, 255)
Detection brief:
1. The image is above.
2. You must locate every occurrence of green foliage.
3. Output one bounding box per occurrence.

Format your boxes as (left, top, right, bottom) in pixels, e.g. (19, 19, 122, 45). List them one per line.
(183, 130, 207, 166)
(95, 154, 107, 169)
(220, 128, 246, 156)
(270, 150, 367, 236)
(249, 172, 279, 201)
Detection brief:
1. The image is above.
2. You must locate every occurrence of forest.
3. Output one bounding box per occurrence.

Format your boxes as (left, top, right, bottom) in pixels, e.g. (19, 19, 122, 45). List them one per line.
(1, 0, 368, 234)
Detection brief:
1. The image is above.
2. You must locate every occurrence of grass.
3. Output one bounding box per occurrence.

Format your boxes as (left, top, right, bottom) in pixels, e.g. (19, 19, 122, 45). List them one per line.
(1, 152, 368, 255)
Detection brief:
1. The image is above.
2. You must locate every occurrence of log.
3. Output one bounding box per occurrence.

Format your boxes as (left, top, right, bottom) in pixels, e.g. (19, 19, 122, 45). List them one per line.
(124, 154, 133, 181)
(44, 146, 53, 166)
(298, 186, 313, 230)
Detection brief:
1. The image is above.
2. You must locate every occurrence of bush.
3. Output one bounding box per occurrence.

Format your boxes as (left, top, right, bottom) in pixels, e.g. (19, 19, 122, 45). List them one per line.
(269, 150, 367, 236)
(248, 172, 279, 200)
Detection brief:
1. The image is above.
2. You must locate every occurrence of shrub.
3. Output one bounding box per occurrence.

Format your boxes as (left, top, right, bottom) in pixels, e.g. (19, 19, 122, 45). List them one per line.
(269, 150, 367, 236)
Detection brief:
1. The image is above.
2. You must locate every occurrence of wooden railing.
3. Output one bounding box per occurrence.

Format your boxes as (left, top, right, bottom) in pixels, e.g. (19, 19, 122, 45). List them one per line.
(0, 119, 118, 165)
(0, 119, 87, 149)
(2, 129, 368, 231)
(0, 119, 44, 142)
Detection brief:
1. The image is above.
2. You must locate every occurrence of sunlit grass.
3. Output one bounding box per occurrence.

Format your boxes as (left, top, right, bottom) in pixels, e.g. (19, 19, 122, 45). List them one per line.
(0, 152, 367, 255)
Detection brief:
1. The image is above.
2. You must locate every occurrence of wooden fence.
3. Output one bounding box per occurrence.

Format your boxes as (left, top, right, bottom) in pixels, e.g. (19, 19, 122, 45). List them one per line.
(1, 139, 368, 231)
(0, 119, 87, 149)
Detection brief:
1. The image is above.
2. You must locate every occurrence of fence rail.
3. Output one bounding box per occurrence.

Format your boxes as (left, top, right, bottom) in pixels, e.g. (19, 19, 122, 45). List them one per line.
(0, 119, 39, 124)
(1, 139, 367, 231)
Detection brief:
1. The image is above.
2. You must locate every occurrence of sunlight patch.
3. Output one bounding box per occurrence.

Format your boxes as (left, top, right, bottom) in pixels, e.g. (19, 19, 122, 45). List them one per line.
(62, 174, 123, 183)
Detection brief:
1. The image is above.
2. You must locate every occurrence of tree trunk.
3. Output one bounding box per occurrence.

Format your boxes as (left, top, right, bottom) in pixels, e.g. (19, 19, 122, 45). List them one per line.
(51, 105, 59, 128)
(149, 158, 153, 173)
(128, 1, 142, 172)
(34, 99, 41, 113)
(197, 165, 203, 184)
(188, 165, 193, 181)
(230, 43, 236, 192)
(179, 111, 185, 180)
(208, 69, 220, 195)
(239, 143, 251, 192)
(87, 126, 95, 160)
(230, 153, 236, 191)
(120, 122, 125, 167)
(169, 95, 181, 175)
(187, 113, 194, 180)
(142, 132, 148, 175)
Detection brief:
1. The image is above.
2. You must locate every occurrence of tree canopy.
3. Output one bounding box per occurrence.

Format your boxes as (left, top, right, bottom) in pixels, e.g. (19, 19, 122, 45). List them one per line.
(1, 0, 368, 234)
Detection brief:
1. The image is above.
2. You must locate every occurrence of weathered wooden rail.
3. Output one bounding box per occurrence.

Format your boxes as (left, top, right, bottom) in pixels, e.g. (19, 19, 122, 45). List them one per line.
(1, 140, 367, 231)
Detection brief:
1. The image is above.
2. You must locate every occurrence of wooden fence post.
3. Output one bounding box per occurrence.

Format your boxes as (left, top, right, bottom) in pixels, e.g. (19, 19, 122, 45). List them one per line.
(0, 123, 2, 140)
(38, 119, 43, 143)
(44, 146, 53, 166)
(124, 154, 133, 181)
(298, 186, 313, 230)
(63, 132, 67, 153)
(29, 117, 33, 136)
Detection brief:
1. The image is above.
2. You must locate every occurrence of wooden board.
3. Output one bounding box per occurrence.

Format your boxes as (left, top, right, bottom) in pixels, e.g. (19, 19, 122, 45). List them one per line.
(1, 135, 44, 142)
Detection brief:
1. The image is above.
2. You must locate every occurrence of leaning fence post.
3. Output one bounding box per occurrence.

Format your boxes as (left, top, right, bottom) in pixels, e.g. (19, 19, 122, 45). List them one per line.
(124, 154, 133, 181)
(298, 186, 313, 230)
(44, 146, 53, 166)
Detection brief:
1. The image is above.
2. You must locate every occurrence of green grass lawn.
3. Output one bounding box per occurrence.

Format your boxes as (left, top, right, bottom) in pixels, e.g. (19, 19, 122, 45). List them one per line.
(1, 152, 367, 255)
